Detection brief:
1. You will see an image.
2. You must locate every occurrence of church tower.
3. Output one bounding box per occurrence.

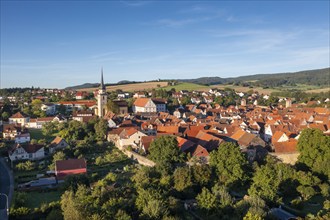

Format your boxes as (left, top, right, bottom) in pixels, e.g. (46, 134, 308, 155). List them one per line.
(97, 68, 107, 117)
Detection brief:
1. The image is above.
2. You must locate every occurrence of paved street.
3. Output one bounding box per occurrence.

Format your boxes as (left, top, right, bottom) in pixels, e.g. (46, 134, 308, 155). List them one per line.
(0, 158, 13, 220)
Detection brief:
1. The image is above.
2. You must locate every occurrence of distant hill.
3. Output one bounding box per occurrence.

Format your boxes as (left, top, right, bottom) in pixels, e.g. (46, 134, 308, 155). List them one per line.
(179, 77, 228, 85)
(65, 83, 99, 90)
(66, 67, 329, 90)
(66, 80, 140, 90)
(178, 67, 330, 87)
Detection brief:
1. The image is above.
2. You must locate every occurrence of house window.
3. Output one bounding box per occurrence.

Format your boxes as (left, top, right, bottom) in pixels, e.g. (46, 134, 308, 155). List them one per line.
(29, 153, 33, 158)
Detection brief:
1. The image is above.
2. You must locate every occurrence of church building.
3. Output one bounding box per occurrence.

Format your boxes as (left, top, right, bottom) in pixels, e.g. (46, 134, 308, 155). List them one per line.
(96, 69, 108, 117)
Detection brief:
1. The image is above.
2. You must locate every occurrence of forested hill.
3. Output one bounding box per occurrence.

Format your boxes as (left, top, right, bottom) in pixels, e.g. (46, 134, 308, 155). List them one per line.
(66, 67, 329, 90)
(179, 67, 330, 87)
(65, 83, 100, 90)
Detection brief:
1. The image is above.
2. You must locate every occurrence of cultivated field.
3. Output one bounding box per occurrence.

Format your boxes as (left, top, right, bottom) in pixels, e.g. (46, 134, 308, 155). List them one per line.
(212, 84, 280, 95)
(305, 87, 330, 93)
(78, 81, 328, 95)
(78, 81, 168, 92)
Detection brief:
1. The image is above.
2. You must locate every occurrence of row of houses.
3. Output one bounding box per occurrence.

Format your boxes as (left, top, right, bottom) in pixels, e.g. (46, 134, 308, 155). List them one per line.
(106, 102, 330, 164)
(8, 136, 68, 162)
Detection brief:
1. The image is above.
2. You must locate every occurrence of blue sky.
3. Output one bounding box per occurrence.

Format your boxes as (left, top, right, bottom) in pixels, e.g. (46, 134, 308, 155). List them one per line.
(1, 1, 329, 88)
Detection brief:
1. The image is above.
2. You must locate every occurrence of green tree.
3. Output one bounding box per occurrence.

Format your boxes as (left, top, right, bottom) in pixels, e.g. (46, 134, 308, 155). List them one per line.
(135, 188, 168, 219)
(173, 166, 192, 192)
(42, 121, 60, 137)
(115, 210, 131, 220)
(243, 211, 263, 220)
(210, 142, 249, 188)
(297, 185, 316, 200)
(49, 151, 66, 170)
(297, 128, 330, 180)
(196, 188, 217, 211)
(16, 161, 35, 171)
(106, 100, 119, 114)
(211, 184, 233, 209)
(59, 120, 87, 142)
(248, 156, 282, 204)
(61, 190, 84, 220)
(192, 164, 212, 186)
(1, 111, 10, 120)
(94, 119, 108, 141)
(148, 136, 184, 174)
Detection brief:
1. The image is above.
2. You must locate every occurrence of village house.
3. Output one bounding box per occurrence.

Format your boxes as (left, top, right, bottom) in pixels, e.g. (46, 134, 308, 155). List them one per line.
(133, 98, 157, 113)
(9, 143, 45, 161)
(49, 136, 69, 154)
(108, 127, 147, 149)
(15, 133, 31, 144)
(72, 110, 95, 123)
(9, 112, 30, 127)
(28, 117, 55, 129)
(113, 100, 129, 115)
(133, 91, 146, 98)
(3, 124, 23, 139)
(58, 100, 96, 112)
(41, 103, 56, 115)
(230, 129, 266, 149)
(75, 91, 88, 100)
(152, 98, 167, 112)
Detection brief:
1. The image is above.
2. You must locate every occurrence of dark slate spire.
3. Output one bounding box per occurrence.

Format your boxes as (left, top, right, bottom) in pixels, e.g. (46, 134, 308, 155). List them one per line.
(100, 68, 105, 90)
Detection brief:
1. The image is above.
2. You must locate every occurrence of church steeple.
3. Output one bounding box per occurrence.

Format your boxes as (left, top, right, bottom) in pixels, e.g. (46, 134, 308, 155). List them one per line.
(97, 68, 107, 117)
(100, 67, 105, 90)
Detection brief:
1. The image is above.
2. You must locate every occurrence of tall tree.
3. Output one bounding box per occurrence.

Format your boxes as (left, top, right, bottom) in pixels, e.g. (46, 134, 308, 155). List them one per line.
(148, 136, 184, 174)
(94, 119, 108, 141)
(173, 166, 192, 192)
(297, 128, 330, 180)
(209, 142, 249, 188)
(106, 100, 119, 114)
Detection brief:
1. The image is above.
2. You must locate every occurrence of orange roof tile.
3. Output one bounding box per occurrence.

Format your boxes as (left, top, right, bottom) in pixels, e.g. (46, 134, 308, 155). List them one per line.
(10, 112, 28, 119)
(157, 125, 179, 134)
(272, 131, 288, 144)
(133, 98, 150, 107)
(192, 145, 209, 157)
(231, 129, 246, 141)
(273, 139, 298, 153)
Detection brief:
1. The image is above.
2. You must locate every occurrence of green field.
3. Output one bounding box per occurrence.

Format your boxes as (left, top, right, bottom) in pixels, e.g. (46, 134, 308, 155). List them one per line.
(162, 82, 210, 91)
(26, 190, 63, 209)
(162, 82, 327, 95)
(29, 128, 54, 142)
(280, 84, 325, 91)
(213, 84, 279, 95)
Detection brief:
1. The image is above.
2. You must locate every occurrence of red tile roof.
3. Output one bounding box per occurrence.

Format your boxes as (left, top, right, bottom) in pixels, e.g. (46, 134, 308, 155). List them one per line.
(157, 125, 179, 134)
(10, 112, 28, 119)
(133, 98, 150, 107)
(273, 139, 298, 153)
(272, 131, 288, 144)
(55, 158, 86, 171)
(141, 136, 157, 152)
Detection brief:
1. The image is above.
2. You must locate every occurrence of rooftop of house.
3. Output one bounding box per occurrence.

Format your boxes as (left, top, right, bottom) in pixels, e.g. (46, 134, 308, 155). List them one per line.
(133, 98, 151, 107)
(55, 158, 87, 171)
(10, 112, 29, 119)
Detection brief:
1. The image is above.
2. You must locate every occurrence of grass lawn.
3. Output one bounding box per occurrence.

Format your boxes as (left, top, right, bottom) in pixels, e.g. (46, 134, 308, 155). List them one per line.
(25, 190, 63, 209)
(29, 128, 53, 141)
